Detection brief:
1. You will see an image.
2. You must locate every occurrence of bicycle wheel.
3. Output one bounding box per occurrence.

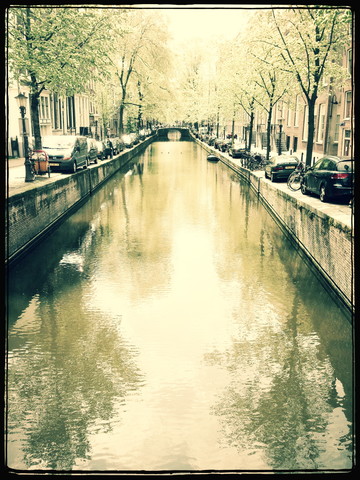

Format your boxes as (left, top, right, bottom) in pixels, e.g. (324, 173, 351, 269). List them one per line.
(287, 171, 302, 191)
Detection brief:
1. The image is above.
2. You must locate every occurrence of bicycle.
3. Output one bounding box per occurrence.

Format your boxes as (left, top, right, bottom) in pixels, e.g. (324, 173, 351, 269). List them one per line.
(287, 159, 305, 191)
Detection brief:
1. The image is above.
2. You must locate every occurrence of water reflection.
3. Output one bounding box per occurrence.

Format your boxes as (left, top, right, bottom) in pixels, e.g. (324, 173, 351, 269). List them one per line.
(6, 140, 353, 472)
(204, 163, 353, 470)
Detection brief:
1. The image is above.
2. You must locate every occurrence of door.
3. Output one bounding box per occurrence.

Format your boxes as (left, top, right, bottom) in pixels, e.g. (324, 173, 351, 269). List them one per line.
(78, 138, 88, 167)
(311, 158, 332, 193)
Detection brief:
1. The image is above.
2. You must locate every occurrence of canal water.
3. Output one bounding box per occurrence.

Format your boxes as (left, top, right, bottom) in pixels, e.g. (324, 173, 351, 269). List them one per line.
(6, 138, 353, 473)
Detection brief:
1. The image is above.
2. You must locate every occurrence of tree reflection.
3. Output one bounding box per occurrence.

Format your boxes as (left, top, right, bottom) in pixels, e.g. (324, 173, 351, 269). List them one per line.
(7, 201, 144, 470)
(8, 286, 143, 470)
(207, 290, 353, 470)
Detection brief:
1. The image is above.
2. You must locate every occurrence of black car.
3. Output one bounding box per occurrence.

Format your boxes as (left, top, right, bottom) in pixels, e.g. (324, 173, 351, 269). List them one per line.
(86, 138, 98, 164)
(112, 137, 125, 155)
(229, 142, 246, 158)
(130, 132, 140, 145)
(121, 134, 133, 149)
(104, 138, 114, 158)
(207, 135, 217, 146)
(301, 156, 353, 202)
(96, 140, 106, 160)
(214, 138, 225, 150)
(264, 154, 299, 182)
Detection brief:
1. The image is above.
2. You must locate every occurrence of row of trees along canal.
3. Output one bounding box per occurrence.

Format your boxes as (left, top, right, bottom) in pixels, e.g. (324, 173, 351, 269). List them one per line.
(8, 6, 352, 166)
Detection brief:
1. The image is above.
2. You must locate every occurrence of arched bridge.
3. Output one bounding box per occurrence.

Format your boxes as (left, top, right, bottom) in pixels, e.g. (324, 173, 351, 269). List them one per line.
(156, 127, 193, 141)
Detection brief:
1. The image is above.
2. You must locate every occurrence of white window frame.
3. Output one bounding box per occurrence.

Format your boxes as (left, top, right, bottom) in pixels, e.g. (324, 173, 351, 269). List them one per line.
(294, 95, 299, 127)
(344, 91, 352, 119)
(302, 105, 308, 141)
(317, 104, 325, 143)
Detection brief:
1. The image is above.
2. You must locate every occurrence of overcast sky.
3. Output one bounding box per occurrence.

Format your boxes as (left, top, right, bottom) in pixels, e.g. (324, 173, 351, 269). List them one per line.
(145, 4, 263, 45)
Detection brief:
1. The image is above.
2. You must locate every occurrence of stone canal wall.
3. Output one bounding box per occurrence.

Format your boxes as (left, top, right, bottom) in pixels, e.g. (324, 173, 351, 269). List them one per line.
(6, 138, 152, 265)
(199, 142, 354, 313)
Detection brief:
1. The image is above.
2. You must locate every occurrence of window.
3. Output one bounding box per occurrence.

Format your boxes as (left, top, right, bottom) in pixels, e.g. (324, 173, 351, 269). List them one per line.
(52, 93, 62, 130)
(344, 91, 352, 119)
(334, 115, 340, 142)
(343, 129, 351, 157)
(317, 104, 325, 143)
(293, 136, 298, 152)
(39, 96, 50, 121)
(67, 96, 76, 130)
(302, 105, 308, 141)
(318, 159, 331, 170)
(347, 49, 352, 75)
(313, 158, 323, 170)
(287, 105, 292, 126)
(294, 95, 299, 127)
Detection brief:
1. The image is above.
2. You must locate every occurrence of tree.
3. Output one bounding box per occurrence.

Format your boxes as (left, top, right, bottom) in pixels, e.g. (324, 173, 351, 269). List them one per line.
(7, 6, 115, 149)
(270, 6, 352, 165)
(241, 16, 292, 160)
(108, 8, 172, 135)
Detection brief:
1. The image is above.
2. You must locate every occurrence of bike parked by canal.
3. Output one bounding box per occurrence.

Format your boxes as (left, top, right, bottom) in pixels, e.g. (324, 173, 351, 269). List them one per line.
(287, 158, 306, 191)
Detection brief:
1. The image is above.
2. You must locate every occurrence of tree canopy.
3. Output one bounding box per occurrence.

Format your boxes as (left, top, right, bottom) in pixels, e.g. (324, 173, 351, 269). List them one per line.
(8, 5, 352, 160)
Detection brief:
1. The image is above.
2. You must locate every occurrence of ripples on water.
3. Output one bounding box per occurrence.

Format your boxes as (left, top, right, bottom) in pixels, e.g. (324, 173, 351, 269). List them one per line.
(6, 140, 353, 472)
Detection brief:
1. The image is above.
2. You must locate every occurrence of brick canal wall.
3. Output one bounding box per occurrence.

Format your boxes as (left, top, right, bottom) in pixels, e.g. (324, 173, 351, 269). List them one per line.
(6, 138, 152, 265)
(200, 142, 354, 313)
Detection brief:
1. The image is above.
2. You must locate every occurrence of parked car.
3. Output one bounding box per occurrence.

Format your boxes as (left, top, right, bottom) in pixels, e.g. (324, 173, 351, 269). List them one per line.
(121, 134, 133, 148)
(104, 138, 114, 158)
(86, 138, 98, 164)
(214, 138, 224, 150)
(96, 140, 106, 160)
(229, 142, 246, 158)
(42, 135, 88, 173)
(207, 134, 217, 146)
(301, 156, 354, 202)
(222, 139, 232, 152)
(130, 132, 140, 145)
(264, 154, 299, 182)
(112, 137, 125, 155)
(215, 138, 231, 152)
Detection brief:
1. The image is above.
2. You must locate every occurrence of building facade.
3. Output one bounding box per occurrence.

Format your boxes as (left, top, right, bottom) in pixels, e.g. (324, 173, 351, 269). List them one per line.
(7, 81, 93, 158)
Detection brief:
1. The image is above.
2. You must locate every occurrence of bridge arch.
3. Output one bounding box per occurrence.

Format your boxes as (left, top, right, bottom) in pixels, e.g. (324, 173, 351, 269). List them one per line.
(156, 127, 192, 141)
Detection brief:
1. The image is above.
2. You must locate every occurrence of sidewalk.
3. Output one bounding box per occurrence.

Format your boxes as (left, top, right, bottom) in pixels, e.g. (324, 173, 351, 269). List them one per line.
(6, 157, 65, 196)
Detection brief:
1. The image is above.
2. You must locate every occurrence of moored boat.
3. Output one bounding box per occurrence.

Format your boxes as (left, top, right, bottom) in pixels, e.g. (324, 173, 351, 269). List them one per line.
(207, 154, 219, 162)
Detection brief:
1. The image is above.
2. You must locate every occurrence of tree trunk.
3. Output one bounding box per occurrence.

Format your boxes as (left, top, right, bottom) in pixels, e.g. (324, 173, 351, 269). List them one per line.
(30, 89, 42, 150)
(266, 105, 273, 160)
(137, 81, 143, 131)
(231, 114, 235, 146)
(248, 110, 254, 153)
(119, 102, 125, 136)
(306, 97, 316, 167)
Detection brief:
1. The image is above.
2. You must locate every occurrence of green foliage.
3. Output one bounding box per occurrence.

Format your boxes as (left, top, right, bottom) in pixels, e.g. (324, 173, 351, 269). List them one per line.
(8, 6, 116, 96)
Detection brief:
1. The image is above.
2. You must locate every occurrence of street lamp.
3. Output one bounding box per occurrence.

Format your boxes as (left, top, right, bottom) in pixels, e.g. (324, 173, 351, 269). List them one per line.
(278, 118, 284, 156)
(15, 92, 34, 182)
